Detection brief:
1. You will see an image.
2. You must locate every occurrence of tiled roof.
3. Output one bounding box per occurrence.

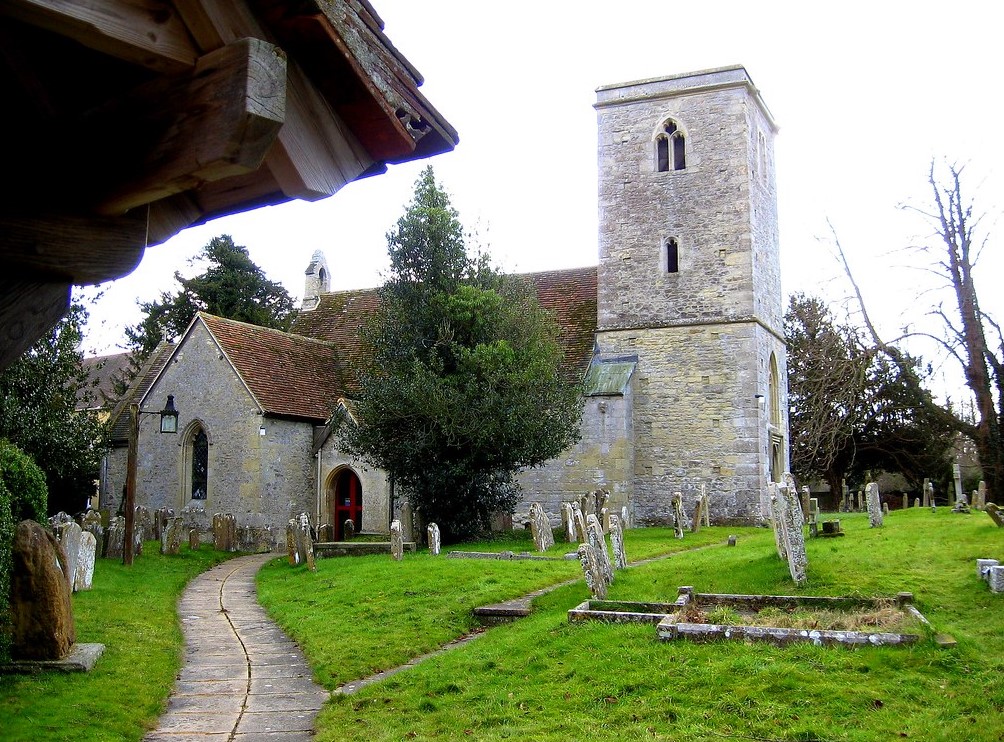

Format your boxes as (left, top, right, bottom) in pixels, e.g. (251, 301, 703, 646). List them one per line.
(78, 351, 130, 410)
(290, 266, 599, 383)
(107, 343, 176, 443)
(200, 314, 343, 421)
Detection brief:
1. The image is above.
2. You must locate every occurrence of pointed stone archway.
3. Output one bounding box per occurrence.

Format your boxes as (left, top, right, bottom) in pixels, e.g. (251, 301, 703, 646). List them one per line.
(327, 467, 363, 541)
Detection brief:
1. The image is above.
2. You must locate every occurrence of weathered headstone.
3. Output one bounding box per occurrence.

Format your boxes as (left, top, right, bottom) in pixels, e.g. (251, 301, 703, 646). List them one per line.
(800, 486, 811, 524)
(902, 493, 909, 510)
(760, 479, 775, 523)
(343, 519, 355, 541)
(285, 519, 298, 565)
(977, 558, 999, 581)
(75, 531, 97, 591)
(989, 566, 1004, 594)
(576, 542, 607, 600)
(105, 516, 125, 558)
(594, 489, 608, 519)
(586, 514, 614, 585)
(621, 505, 631, 530)
(952, 492, 970, 513)
(427, 522, 441, 555)
(571, 501, 588, 544)
(766, 483, 786, 561)
(914, 497, 921, 508)
(134, 506, 152, 544)
(55, 521, 82, 592)
(923, 479, 933, 508)
(671, 493, 686, 540)
(80, 510, 104, 555)
(882, 502, 889, 515)
(691, 496, 705, 533)
(977, 481, 987, 510)
(609, 514, 627, 569)
(213, 513, 238, 552)
(601, 507, 610, 534)
(317, 523, 333, 542)
(727, 535, 737, 547)
(161, 517, 184, 555)
(238, 523, 273, 553)
(856, 490, 865, 512)
(295, 513, 315, 571)
(10, 521, 76, 660)
(562, 502, 576, 543)
(399, 500, 414, 543)
(529, 502, 555, 552)
(189, 528, 200, 551)
(865, 482, 883, 528)
(390, 519, 404, 561)
(153, 507, 173, 541)
(776, 483, 807, 585)
(986, 502, 1004, 527)
(953, 462, 963, 504)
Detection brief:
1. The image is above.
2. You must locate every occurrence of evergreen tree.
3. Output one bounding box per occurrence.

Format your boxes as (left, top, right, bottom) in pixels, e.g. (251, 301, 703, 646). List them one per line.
(123, 235, 296, 374)
(339, 168, 582, 540)
(0, 300, 106, 515)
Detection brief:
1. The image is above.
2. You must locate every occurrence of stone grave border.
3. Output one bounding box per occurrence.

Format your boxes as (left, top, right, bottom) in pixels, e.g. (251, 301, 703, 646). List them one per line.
(569, 587, 946, 648)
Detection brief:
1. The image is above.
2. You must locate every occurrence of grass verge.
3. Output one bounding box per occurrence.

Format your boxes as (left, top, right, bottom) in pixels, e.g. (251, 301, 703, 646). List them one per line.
(0, 543, 235, 741)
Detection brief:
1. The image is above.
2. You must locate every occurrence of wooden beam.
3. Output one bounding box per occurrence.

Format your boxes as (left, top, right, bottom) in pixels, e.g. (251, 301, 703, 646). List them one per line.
(173, 0, 372, 200)
(0, 0, 199, 74)
(0, 208, 148, 284)
(0, 279, 70, 370)
(91, 37, 287, 215)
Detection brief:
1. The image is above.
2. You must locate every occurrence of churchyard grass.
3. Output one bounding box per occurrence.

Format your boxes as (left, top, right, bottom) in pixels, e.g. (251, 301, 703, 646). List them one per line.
(0, 543, 235, 741)
(261, 511, 1004, 741)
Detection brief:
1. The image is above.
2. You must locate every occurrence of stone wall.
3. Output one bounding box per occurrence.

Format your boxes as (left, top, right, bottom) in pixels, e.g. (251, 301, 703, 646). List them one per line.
(516, 390, 634, 526)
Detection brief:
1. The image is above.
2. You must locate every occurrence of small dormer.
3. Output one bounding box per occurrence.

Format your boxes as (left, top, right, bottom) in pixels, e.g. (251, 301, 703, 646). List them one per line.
(302, 250, 330, 310)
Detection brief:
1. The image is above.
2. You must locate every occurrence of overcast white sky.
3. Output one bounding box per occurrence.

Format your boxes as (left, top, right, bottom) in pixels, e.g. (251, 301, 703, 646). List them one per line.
(84, 0, 1003, 397)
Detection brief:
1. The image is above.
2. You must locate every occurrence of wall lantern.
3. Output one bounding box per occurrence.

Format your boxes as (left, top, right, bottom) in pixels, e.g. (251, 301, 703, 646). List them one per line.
(160, 394, 179, 433)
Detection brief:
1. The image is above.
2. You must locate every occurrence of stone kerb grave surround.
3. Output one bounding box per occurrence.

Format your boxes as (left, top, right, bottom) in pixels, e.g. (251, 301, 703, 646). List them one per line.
(529, 502, 555, 552)
(866, 482, 883, 528)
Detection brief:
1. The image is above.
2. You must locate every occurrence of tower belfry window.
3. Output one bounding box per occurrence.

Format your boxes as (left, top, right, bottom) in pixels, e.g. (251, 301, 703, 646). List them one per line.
(656, 120, 686, 172)
(665, 237, 679, 273)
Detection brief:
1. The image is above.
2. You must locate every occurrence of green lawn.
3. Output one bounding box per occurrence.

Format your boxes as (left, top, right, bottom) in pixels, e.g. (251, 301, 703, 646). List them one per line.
(259, 511, 1004, 741)
(0, 544, 236, 742)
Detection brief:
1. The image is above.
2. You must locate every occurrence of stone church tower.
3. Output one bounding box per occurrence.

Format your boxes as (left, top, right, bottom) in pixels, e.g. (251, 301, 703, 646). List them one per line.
(301, 250, 330, 310)
(594, 66, 788, 524)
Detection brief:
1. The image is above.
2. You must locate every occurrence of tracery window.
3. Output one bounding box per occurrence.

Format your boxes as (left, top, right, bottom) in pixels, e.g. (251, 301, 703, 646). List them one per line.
(656, 119, 686, 172)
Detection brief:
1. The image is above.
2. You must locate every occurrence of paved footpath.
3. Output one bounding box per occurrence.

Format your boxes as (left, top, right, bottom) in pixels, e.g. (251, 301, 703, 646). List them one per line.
(145, 553, 328, 742)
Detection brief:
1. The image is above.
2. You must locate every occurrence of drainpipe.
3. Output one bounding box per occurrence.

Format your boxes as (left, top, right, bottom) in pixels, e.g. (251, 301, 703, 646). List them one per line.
(315, 451, 322, 528)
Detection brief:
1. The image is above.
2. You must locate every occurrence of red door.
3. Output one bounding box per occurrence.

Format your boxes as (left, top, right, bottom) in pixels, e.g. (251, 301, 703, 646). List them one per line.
(332, 469, 362, 541)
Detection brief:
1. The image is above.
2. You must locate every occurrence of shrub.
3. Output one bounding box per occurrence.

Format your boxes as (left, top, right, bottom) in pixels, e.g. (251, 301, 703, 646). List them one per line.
(0, 439, 49, 662)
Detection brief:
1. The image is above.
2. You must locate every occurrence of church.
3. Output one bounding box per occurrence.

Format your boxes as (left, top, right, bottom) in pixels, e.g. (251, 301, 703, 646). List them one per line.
(104, 66, 788, 542)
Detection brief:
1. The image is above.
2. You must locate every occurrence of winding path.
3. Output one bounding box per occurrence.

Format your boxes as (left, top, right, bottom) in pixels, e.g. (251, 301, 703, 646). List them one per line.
(145, 554, 327, 741)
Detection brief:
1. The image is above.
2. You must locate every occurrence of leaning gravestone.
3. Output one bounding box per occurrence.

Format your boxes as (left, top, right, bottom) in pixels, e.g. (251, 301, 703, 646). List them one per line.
(671, 493, 686, 540)
(562, 502, 576, 543)
(161, 517, 184, 555)
(10, 521, 76, 660)
(691, 496, 705, 533)
(427, 523, 441, 555)
(986, 503, 1004, 528)
(586, 514, 614, 585)
(105, 517, 125, 558)
(865, 482, 883, 528)
(774, 484, 807, 585)
(576, 542, 607, 600)
(529, 502, 554, 552)
(609, 514, 627, 569)
(55, 521, 82, 592)
(390, 519, 404, 561)
(75, 532, 96, 592)
(571, 501, 588, 544)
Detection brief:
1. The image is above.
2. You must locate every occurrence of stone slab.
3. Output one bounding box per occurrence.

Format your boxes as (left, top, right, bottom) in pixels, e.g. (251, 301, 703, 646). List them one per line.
(0, 642, 104, 674)
(236, 710, 318, 734)
(151, 712, 237, 734)
(244, 692, 327, 713)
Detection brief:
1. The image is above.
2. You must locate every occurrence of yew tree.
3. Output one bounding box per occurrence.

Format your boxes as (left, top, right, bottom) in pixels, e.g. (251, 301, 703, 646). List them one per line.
(339, 167, 582, 540)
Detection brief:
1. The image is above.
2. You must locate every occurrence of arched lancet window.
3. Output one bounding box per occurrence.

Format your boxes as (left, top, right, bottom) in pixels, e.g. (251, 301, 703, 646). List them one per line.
(182, 422, 210, 503)
(664, 237, 680, 274)
(768, 353, 784, 483)
(656, 119, 686, 172)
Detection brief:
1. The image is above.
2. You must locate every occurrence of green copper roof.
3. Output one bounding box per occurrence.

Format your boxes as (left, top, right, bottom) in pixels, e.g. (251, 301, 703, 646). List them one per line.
(582, 360, 636, 396)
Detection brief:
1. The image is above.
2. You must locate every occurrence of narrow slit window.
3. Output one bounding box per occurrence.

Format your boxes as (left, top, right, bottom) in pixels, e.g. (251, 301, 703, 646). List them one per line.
(191, 429, 208, 500)
(666, 237, 679, 273)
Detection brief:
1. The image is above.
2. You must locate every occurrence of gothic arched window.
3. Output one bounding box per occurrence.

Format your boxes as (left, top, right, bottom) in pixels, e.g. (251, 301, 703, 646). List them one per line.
(656, 119, 686, 172)
(184, 424, 209, 501)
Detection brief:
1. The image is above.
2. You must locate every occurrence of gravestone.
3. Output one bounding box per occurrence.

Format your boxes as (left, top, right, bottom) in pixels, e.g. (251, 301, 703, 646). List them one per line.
(105, 517, 125, 558)
(295, 513, 315, 571)
(671, 493, 686, 540)
(562, 502, 576, 543)
(977, 481, 987, 510)
(75, 531, 97, 591)
(774, 484, 807, 585)
(800, 486, 811, 525)
(902, 493, 909, 510)
(213, 513, 238, 552)
(55, 521, 82, 592)
(529, 502, 554, 551)
(766, 483, 786, 561)
(399, 500, 414, 543)
(760, 479, 774, 524)
(952, 492, 970, 513)
(601, 507, 610, 534)
(914, 497, 921, 508)
(586, 514, 614, 585)
(80, 511, 104, 555)
(865, 482, 883, 528)
(989, 566, 1004, 594)
(427, 523, 441, 555)
(571, 501, 588, 544)
(856, 491, 864, 512)
(317, 523, 333, 542)
(727, 535, 737, 547)
(609, 514, 627, 569)
(977, 558, 999, 580)
(953, 463, 963, 504)
(153, 507, 173, 541)
(808, 497, 820, 538)
(594, 489, 608, 519)
(285, 520, 298, 565)
(49, 511, 73, 528)
(343, 519, 355, 541)
(239, 523, 273, 553)
(10, 521, 76, 660)
(189, 528, 200, 550)
(621, 505, 631, 530)
(134, 506, 152, 544)
(576, 543, 606, 600)
(986, 503, 1004, 527)
(160, 517, 184, 555)
(691, 496, 705, 533)
(390, 519, 404, 561)
(923, 479, 933, 508)
(882, 502, 889, 515)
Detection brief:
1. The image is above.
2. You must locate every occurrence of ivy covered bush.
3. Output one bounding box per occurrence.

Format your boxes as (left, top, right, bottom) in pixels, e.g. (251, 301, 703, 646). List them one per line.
(0, 438, 48, 661)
